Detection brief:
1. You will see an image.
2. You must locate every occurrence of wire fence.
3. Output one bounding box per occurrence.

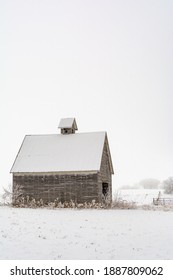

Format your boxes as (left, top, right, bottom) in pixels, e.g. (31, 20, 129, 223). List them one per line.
(153, 198, 173, 205)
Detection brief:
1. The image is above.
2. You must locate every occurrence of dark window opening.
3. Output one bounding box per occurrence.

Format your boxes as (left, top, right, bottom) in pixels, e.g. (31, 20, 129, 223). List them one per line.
(102, 182, 109, 197)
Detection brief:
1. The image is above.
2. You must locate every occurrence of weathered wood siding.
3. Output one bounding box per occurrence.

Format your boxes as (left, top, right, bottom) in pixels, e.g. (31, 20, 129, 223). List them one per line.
(13, 173, 99, 204)
(98, 138, 112, 204)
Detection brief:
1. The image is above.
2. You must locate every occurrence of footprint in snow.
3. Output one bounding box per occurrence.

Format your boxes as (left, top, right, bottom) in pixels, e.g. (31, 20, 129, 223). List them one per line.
(61, 235, 67, 239)
(38, 235, 46, 239)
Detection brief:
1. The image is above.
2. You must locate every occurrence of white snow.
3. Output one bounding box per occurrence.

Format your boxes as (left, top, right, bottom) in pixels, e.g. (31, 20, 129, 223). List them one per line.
(10, 132, 107, 173)
(58, 118, 77, 129)
(0, 206, 173, 260)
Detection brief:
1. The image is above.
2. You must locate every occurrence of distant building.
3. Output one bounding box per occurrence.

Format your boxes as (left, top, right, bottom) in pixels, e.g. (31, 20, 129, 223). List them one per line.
(11, 118, 114, 205)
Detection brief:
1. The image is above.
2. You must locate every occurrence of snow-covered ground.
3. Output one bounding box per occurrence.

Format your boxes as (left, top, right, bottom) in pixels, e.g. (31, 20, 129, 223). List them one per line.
(0, 206, 173, 260)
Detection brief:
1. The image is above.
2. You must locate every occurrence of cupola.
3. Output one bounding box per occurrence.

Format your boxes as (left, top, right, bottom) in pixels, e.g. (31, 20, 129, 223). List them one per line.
(58, 118, 78, 134)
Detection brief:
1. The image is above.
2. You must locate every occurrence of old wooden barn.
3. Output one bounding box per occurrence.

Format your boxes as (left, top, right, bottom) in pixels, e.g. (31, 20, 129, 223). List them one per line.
(11, 118, 114, 205)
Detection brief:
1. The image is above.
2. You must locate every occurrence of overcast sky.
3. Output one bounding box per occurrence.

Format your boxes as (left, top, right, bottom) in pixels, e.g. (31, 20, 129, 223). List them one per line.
(0, 0, 173, 192)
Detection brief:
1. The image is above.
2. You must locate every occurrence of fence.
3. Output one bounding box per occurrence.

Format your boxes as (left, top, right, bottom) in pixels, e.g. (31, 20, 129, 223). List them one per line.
(153, 198, 173, 206)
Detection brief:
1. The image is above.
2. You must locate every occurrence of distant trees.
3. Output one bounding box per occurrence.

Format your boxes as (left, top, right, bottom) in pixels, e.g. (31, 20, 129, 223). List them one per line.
(162, 177, 173, 194)
(138, 178, 160, 189)
(119, 177, 173, 194)
(119, 185, 135, 190)
(119, 178, 161, 190)
(119, 184, 141, 190)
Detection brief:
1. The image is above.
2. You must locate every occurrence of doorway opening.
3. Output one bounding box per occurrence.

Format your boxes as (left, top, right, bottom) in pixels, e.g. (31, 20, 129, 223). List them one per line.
(102, 182, 109, 198)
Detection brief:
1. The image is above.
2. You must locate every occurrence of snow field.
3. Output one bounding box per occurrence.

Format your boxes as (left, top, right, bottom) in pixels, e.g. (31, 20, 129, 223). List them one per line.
(0, 206, 173, 260)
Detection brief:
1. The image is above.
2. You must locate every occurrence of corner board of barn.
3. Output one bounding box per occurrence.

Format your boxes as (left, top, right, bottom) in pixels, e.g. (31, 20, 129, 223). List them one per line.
(10, 118, 114, 207)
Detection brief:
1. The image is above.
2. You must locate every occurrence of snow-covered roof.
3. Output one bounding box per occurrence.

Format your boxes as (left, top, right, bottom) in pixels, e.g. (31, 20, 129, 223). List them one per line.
(58, 118, 78, 130)
(11, 132, 111, 173)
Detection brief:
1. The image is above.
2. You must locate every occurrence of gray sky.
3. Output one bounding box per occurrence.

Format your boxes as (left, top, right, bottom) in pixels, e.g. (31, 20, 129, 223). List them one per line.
(0, 0, 173, 192)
